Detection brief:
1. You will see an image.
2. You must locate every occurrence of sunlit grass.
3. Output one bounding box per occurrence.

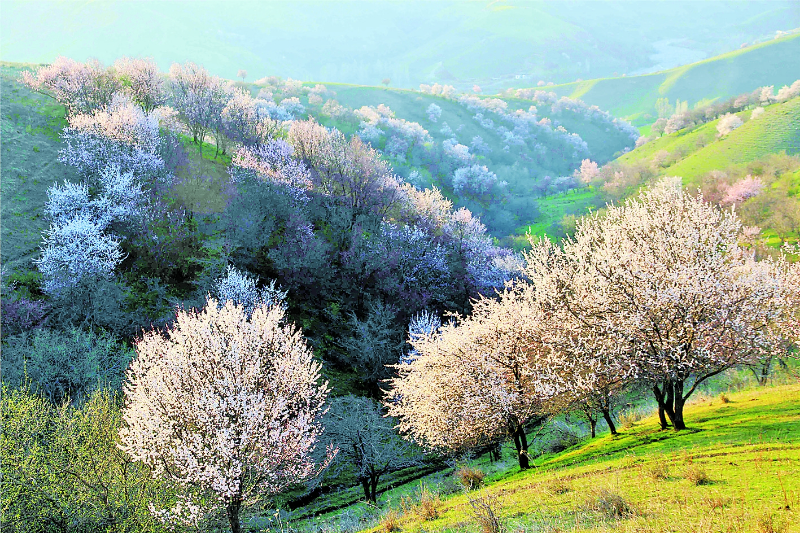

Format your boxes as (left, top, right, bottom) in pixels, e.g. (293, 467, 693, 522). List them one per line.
(299, 384, 800, 533)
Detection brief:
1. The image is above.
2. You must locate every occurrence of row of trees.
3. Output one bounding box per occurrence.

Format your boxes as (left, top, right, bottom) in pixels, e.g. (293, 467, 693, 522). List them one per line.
(386, 178, 798, 468)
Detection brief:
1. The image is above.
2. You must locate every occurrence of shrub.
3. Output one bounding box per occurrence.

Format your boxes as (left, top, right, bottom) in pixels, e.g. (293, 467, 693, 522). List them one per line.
(719, 393, 731, 404)
(414, 484, 441, 521)
(469, 494, 503, 533)
(1, 327, 134, 404)
(456, 466, 486, 491)
(684, 465, 711, 485)
(380, 509, 402, 533)
(643, 459, 670, 480)
(1, 295, 49, 336)
(1, 388, 174, 532)
(757, 512, 785, 533)
(586, 489, 635, 519)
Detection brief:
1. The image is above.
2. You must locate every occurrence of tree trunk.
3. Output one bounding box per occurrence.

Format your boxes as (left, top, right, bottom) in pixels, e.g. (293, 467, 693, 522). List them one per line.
(370, 475, 379, 504)
(653, 380, 675, 430)
(669, 381, 687, 431)
(361, 477, 372, 503)
(653, 383, 671, 430)
(511, 423, 530, 470)
(750, 357, 771, 386)
(227, 499, 242, 533)
(583, 407, 597, 438)
(601, 408, 617, 435)
(657, 404, 669, 430)
(489, 442, 501, 462)
(655, 380, 688, 431)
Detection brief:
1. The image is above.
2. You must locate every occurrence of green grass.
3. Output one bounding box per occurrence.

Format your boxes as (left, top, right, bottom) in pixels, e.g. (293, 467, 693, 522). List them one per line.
(666, 100, 800, 185)
(515, 187, 599, 244)
(543, 33, 800, 125)
(325, 384, 800, 533)
(0, 64, 78, 273)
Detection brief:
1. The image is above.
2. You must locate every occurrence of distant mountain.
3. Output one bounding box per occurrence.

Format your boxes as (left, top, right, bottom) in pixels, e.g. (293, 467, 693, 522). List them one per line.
(1, 0, 798, 90)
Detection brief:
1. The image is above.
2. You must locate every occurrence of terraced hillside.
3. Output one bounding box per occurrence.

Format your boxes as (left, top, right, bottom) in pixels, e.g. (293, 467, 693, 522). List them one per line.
(541, 33, 800, 125)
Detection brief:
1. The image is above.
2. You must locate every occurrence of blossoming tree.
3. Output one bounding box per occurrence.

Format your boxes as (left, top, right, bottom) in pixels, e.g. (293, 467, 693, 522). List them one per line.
(119, 298, 332, 532)
(555, 178, 790, 430)
(385, 288, 558, 469)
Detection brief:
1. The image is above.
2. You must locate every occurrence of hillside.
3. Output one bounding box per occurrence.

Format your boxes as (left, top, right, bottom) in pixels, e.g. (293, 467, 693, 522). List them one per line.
(618, 98, 800, 183)
(1, 60, 639, 248)
(298, 383, 800, 533)
(1, 1, 797, 90)
(537, 33, 800, 125)
(515, 95, 800, 248)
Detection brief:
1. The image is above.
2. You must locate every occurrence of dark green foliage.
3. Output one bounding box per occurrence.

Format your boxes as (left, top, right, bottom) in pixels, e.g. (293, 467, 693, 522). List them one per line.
(2, 327, 134, 404)
(122, 201, 205, 292)
(340, 300, 406, 390)
(0, 388, 180, 533)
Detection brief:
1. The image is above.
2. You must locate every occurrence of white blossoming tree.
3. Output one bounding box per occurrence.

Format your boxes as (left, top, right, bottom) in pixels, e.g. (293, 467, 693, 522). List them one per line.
(36, 215, 125, 296)
(554, 178, 790, 430)
(385, 288, 559, 470)
(119, 298, 332, 533)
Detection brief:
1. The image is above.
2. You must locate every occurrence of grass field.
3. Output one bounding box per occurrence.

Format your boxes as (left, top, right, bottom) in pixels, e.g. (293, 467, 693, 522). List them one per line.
(542, 33, 800, 125)
(295, 383, 800, 533)
(617, 98, 800, 184)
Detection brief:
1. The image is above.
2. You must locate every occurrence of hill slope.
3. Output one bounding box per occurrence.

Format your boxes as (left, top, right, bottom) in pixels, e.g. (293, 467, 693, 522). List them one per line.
(302, 384, 800, 533)
(517, 96, 800, 247)
(539, 33, 800, 125)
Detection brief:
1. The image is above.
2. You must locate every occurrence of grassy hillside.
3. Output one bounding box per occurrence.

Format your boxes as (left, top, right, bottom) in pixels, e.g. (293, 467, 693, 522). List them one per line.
(0, 63, 231, 272)
(299, 383, 800, 533)
(518, 96, 800, 247)
(0, 63, 78, 273)
(617, 98, 800, 184)
(541, 33, 800, 125)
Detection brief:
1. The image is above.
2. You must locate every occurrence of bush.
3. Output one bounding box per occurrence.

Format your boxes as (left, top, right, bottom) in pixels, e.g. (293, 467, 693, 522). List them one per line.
(456, 466, 486, 491)
(585, 489, 635, 519)
(401, 484, 440, 521)
(684, 465, 711, 486)
(469, 494, 503, 533)
(1, 387, 176, 533)
(643, 459, 670, 480)
(1, 295, 49, 336)
(380, 509, 402, 533)
(2, 327, 134, 403)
